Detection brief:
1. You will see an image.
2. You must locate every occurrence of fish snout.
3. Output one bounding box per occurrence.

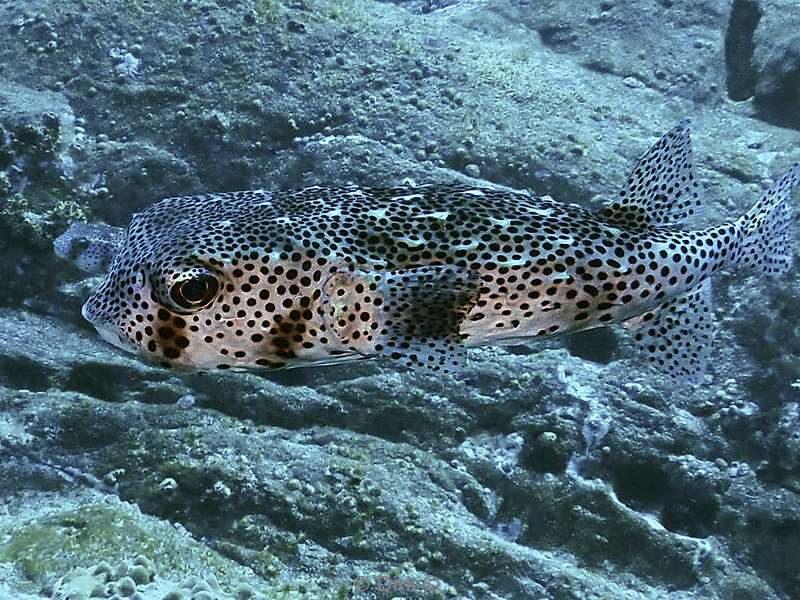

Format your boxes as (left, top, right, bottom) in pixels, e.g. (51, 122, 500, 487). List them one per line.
(80, 295, 96, 324)
(81, 289, 108, 327)
(81, 292, 136, 354)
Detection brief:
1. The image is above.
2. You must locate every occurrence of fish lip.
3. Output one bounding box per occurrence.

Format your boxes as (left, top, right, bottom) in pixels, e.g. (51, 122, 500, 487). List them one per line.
(93, 323, 137, 354)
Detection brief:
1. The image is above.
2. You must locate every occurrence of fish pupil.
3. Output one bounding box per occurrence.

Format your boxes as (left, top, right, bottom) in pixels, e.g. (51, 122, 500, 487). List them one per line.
(171, 274, 218, 308)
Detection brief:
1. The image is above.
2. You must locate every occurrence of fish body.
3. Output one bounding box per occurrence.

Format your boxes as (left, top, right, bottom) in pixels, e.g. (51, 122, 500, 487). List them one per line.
(81, 122, 799, 382)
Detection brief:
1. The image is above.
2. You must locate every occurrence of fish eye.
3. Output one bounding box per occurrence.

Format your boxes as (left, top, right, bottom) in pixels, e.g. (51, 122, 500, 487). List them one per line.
(169, 273, 219, 310)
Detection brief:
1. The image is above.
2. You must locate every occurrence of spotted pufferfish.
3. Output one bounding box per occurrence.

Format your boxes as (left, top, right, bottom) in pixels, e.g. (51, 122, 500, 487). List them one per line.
(79, 121, 799, 383)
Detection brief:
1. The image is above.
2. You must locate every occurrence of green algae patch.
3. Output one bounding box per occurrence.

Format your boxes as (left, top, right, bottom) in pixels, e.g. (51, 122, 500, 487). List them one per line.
(0, 501, 254, 589)
(0, 500, 326, 598)
(0, 503, 161, 582)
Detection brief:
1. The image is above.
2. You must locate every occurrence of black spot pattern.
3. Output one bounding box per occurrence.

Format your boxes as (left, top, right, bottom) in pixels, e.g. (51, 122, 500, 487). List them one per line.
(732, 163, 799, 274)
(628, 279, 714, 383)
(80, 127, 800, 382)
(379, 266, 481, 373)
(53, 222, 126, 274)
(599, 119, 703, 228)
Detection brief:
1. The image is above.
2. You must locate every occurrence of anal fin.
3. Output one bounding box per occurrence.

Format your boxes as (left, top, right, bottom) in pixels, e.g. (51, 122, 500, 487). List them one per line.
(626, 279, 714, 384)
(379, 265, 481, 375)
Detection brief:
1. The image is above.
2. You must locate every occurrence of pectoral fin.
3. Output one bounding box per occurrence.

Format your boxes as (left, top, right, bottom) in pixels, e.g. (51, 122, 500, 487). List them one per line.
(378, 265, 481, 375)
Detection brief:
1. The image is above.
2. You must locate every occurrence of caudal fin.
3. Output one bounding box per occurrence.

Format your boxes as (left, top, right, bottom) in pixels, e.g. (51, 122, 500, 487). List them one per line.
(733, 163, 800, 275)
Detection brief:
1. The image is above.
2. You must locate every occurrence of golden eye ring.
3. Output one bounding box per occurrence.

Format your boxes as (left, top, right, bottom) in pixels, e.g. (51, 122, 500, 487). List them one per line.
(169, 273, 219, 310)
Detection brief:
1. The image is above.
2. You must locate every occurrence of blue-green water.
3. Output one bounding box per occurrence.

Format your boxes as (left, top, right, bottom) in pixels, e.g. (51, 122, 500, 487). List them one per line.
(1, 1, 799, 599)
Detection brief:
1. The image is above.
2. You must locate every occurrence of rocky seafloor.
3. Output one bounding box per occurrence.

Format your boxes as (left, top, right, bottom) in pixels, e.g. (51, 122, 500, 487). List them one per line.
(1, 0, 800, 599)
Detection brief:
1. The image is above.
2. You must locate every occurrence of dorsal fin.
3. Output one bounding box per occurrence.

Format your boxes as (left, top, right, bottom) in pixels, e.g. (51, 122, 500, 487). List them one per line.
(598, 119, 704, 228)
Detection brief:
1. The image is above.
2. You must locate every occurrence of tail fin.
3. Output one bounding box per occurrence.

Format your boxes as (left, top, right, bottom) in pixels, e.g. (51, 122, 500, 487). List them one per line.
(733, 163, 800, 275)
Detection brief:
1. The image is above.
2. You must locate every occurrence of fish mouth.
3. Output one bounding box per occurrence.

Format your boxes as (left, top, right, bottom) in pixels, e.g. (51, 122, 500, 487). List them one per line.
(93, 324, 136, 354)
(82, 302, 137, 355)
(91, 322, 137, 354)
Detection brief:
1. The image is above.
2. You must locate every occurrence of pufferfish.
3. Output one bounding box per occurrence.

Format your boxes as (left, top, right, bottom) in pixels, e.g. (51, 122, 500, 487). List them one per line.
(80, 121, 799, 383)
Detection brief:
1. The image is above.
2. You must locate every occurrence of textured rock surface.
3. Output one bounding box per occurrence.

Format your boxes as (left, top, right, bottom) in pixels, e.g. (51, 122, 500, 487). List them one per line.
(752, 0, 800, 127)
(1, 1, 799, 599)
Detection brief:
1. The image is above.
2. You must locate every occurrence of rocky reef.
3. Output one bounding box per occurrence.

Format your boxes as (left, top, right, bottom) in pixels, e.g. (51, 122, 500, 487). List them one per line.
(1, 1, 799, 599)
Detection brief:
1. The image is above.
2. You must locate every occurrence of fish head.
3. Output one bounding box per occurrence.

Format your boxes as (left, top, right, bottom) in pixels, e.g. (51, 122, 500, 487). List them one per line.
(81, 190, 325, 370)
(54, 222, 125, 273)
